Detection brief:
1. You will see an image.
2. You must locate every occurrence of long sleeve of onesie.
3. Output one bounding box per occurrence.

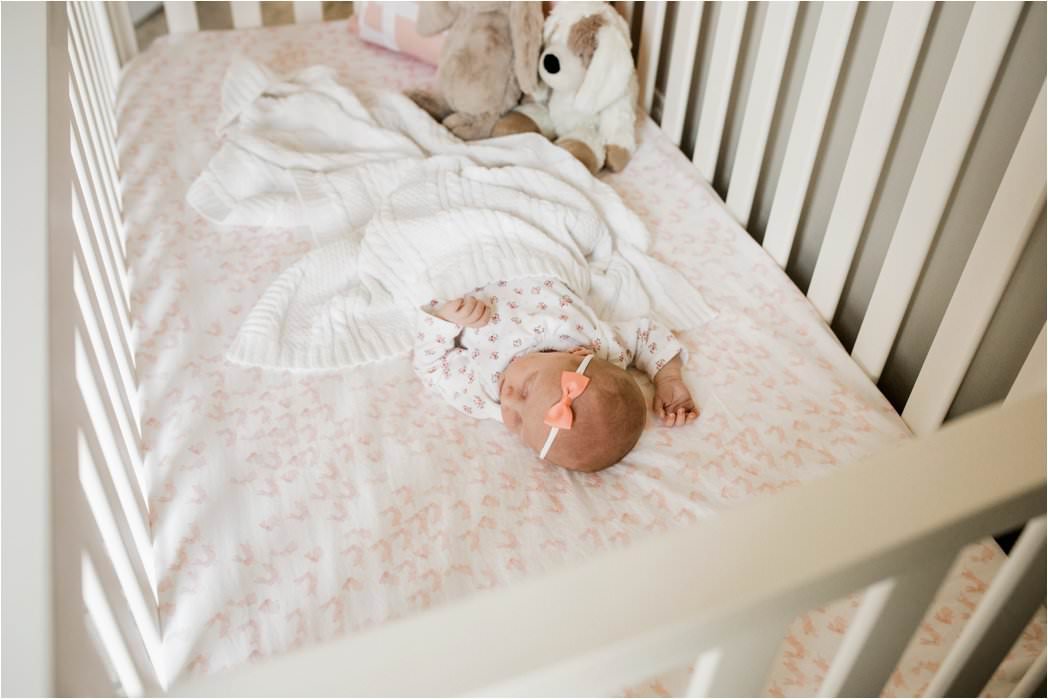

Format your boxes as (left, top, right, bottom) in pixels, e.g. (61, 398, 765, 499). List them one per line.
(610, 317, 686, 379)
(412, 310, 501, 421)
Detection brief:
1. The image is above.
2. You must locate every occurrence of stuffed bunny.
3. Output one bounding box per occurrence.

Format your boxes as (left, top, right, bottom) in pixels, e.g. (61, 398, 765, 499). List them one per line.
(407, 1, 544, 141)
(493, 1, 639, 173)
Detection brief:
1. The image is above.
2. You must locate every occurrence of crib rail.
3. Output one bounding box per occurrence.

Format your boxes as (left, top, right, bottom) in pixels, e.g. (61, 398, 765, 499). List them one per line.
(621, 0, 1046, 430)
(174, 394, 1047, 697)
(45, 2, 163, 695)
(105, 0, 326, 57)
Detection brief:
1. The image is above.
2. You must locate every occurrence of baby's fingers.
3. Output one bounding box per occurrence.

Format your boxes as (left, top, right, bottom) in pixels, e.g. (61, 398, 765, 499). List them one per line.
(456, 297, 488, 326)
(661, 406, 681, 427)
(661, 402, 699, 427)
(653, 396, 666, 421)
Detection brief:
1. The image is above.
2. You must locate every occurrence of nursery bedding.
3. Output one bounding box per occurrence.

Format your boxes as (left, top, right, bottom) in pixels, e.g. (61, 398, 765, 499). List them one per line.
(118, 22, 1044, 696)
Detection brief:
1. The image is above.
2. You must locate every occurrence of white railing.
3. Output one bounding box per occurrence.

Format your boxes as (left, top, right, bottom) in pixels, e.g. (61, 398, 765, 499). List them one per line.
(624, 0, 1045, 424)
(5, 1, 1043, 696)
(174, 394, 1046, 697)
(44, 1, 163, 695)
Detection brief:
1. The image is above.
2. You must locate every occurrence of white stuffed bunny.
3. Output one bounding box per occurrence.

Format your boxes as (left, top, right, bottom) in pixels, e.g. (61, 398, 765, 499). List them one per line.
(493, 1, 639, 174)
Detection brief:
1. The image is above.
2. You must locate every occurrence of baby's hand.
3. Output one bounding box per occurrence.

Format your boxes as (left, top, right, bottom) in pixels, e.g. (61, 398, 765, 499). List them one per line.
(653, 356, 699, 427)
(435, 296, 493, 328)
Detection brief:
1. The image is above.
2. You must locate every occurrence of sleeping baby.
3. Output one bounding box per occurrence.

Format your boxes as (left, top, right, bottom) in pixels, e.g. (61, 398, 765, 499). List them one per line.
(414, 276, 699, 472)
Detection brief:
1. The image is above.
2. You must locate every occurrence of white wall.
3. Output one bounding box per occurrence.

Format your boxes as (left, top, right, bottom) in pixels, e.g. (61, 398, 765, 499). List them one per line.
(128, 1, 163, 25)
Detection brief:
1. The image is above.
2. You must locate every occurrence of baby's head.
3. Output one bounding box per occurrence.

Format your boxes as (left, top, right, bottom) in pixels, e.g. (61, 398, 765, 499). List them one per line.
(499, 350, 646, 472)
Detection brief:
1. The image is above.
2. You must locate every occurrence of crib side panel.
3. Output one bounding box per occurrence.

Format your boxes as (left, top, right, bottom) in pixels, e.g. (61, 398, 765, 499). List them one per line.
(47, 2, 162, 695)
(172, 395, 1047, 697)
(636, 1, 1046, 428)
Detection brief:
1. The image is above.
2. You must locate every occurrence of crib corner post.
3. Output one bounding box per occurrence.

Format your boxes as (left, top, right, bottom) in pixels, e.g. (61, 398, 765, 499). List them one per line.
(1, 2, 57, 695)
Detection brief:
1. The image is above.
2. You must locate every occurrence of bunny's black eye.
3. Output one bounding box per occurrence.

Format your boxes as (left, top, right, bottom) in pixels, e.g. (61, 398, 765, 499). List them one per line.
(543, 53, 560, 74)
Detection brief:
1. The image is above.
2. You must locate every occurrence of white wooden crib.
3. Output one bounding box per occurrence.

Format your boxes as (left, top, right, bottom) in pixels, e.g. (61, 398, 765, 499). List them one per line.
(2, 0, 1045, 696)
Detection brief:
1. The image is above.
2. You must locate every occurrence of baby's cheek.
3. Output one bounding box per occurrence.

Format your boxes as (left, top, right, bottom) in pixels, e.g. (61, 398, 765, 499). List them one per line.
(500, 405, 521, 430)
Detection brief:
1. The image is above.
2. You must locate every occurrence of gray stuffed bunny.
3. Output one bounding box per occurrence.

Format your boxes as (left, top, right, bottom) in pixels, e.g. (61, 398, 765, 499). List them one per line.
(407, 2, 544, 141)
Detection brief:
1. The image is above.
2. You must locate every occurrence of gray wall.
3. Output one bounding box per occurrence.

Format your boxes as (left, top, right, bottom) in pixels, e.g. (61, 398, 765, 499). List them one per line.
(646, 1, 1046, 418)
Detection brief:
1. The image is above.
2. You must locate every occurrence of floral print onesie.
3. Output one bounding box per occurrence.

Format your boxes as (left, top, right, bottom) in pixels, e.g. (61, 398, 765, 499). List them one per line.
(413, 277, 684, 421)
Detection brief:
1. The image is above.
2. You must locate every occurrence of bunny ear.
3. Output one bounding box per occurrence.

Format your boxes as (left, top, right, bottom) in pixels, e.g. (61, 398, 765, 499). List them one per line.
(573, 23, 634, 114)
(510, 2, 544, 96)
(415, 1, 457, 37)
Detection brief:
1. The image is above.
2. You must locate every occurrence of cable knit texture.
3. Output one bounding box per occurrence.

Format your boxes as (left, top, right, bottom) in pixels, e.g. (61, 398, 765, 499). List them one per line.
(188, 59, 715, 370)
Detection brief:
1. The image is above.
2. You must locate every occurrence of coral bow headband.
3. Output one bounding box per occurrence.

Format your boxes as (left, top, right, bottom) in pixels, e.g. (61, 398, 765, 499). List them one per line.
(544, 370, 591, 430)
(539, 354, 594, 459)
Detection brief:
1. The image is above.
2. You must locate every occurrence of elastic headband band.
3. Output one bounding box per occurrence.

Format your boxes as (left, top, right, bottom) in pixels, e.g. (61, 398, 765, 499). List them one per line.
(539, 354, 594, 460)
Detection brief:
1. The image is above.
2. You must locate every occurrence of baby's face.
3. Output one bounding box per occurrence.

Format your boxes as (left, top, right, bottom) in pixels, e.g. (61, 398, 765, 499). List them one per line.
(498, 351, 581, 454)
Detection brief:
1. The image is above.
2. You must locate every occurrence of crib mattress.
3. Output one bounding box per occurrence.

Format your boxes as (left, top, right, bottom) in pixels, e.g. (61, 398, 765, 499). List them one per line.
(118, 22, 1043, 695)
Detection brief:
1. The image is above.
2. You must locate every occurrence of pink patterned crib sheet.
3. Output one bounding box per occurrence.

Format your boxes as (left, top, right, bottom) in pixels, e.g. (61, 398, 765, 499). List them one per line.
(117, 21, 1043, 694)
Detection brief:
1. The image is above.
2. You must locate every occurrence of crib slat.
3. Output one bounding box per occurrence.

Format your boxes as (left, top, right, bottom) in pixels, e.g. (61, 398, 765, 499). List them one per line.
(724, 1, 798, 226)
(70, 5, 117, 149)
(903, 85, 1047, 436)
(69, 62, 128, 276)
(75, 3, 116, 106)
(762, 2, 857, 269)
(103, 1, 138, 67)
(850, 3, 1022, 383)
(1008, 325, 1046, 403)
(692, 2, 747, 182)
(232, 1, 263, 29)
(70, 150, 136, 399)
(75, 417, 164, 673)
(660, 1, 703, 146)
(637, 0, 667, 113)
(293, 1, 324, 24)
(88, 2, 123, 89)
(69, 42, 127, 266)
(83, 2, 119, 103)
(817, 551, 956, 697)
(80, 552, 144, 697)
(924, 517, 1047, 697)
(163, 1, 199, 33)
(68, 11, 114, 146)
(69, 10, 122, 203)
(84, 2, 125, 171)
(71, 145, 137, 398)
(1010, 649, 1047, 698)
(684, 614, 792, 697)
(806, 2, 933, 323)
(70, 122, 132, 328)
(71, 233, 149, 566)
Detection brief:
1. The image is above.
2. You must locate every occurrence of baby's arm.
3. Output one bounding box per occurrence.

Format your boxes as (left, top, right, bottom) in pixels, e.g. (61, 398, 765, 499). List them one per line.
(614, 318, 699, 427)
(652, 354, 698, 427)
(412, 297, 496, 419)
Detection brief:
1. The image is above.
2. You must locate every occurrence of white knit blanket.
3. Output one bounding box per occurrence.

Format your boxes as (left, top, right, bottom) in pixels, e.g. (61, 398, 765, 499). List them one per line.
(188, 60, 715, 369)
